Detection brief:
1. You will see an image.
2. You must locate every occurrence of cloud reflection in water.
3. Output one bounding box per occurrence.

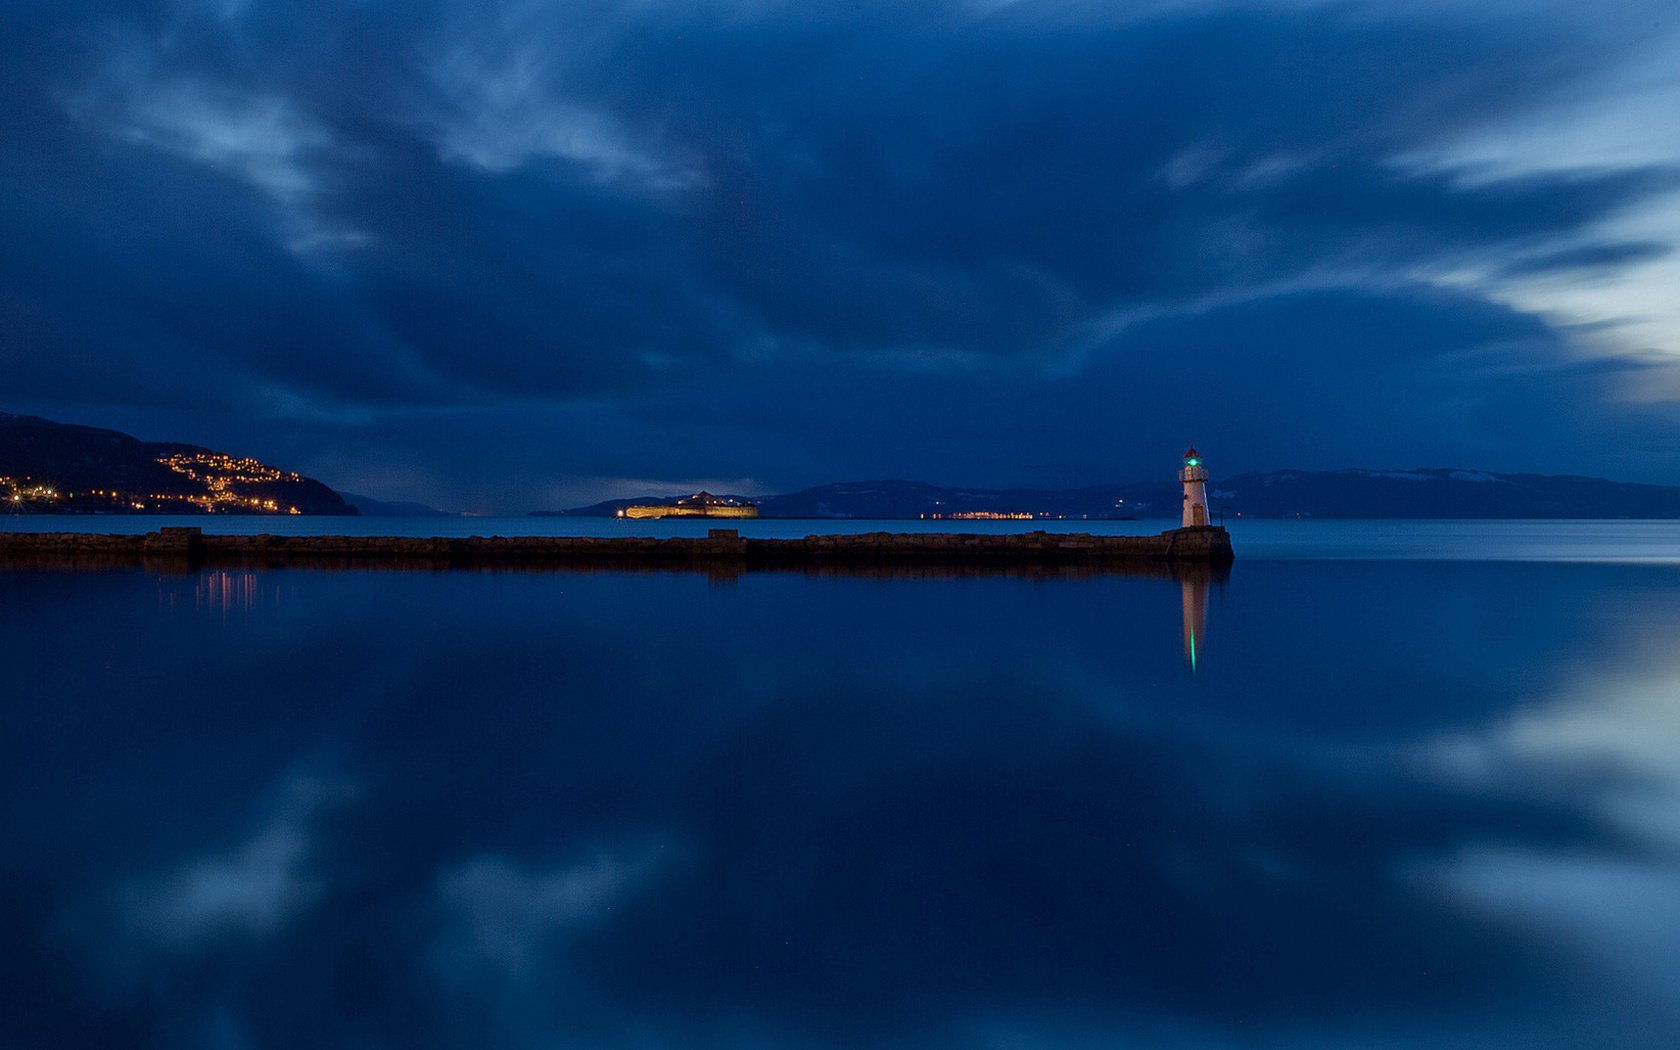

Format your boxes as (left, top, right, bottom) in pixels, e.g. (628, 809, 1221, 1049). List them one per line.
(1, 561, 1678, 1047)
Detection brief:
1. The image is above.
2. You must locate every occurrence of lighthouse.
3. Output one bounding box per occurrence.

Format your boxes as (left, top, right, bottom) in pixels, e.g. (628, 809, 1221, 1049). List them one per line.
(1179, 446, 1210, 528)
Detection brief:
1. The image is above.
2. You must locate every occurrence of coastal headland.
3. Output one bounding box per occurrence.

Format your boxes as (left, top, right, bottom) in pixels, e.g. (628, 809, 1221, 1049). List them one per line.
(0, 525, 1233, 574)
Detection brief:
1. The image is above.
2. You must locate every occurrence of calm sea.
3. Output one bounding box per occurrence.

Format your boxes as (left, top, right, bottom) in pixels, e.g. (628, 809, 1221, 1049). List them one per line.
(3, 519, 1679, 1048)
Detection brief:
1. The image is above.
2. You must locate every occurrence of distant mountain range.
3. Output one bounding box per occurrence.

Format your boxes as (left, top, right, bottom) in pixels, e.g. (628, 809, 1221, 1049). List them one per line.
(338, 492, 454, 517)
(539, 469, 1680, 520)
(9, 410, 1680, 520)
(0, 412, 353, 515)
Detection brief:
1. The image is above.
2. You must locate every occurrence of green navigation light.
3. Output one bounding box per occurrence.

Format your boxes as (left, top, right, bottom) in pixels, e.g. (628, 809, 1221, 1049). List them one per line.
(1187, 458, 1200, 466)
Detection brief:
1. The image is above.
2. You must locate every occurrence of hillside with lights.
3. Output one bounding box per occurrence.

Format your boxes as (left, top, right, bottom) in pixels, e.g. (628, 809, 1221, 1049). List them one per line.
(0, 413, 353, 515)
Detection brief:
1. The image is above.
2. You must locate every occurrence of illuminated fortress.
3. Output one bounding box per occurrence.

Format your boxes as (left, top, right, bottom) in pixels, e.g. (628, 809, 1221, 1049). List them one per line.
(620, 491, 759, 519)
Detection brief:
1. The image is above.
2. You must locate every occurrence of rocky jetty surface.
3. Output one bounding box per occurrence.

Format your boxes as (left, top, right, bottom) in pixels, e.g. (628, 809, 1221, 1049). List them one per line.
(0, 525, 1233, 573)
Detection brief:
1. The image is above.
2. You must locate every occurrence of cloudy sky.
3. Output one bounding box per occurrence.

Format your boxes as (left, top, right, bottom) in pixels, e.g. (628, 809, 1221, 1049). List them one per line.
(3, 0, 1679, 511)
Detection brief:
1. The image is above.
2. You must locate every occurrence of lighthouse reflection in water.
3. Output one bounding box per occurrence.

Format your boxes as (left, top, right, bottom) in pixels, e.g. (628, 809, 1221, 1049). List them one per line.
(1180, 566, 1213, 671)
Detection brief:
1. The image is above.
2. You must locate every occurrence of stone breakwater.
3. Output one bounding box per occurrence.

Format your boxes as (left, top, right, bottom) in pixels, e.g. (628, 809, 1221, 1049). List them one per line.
(0, 525, 1233, 571)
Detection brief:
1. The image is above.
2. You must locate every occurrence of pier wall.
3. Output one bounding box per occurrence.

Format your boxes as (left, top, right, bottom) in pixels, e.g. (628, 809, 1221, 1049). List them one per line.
(0, 525, 1233, 571)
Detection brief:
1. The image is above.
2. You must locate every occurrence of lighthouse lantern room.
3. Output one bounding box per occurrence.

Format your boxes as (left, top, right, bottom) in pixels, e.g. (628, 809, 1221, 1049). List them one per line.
(1179, 447, 1210, 528)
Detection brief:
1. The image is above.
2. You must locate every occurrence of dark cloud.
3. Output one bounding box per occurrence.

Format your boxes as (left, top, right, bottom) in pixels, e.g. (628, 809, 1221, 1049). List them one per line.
(1499, 239, 1674, 277)
(49, 282, 1651, 512)
(2, 0, 1678, 507)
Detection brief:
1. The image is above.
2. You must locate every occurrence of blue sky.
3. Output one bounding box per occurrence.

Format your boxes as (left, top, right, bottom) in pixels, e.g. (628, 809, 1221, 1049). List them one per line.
(3, 0, 1678, 511)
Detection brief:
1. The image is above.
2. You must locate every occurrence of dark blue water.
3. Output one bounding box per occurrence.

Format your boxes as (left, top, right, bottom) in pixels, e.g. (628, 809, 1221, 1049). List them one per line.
(4, 528, 1680, 1048)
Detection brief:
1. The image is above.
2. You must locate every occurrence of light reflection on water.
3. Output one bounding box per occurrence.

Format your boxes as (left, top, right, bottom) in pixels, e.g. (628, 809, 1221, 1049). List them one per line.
(3, 549, 1680, 1048)
(192, 570, 280, 616)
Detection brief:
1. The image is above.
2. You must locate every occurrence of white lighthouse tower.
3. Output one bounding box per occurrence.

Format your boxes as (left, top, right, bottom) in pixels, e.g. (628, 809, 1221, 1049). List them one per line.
(1179, 446, 1210, 528)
